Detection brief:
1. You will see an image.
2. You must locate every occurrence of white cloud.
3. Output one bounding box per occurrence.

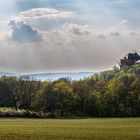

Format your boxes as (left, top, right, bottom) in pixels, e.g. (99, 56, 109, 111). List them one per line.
(117, 19, 129, 27)
(6, 14, 140, 45)
(6, 8, 76, 43)
(12, 8, 75, 23)
(60, 23, 91, 35)
(1, 8, 140, 72)
(1, 22, 140, 72)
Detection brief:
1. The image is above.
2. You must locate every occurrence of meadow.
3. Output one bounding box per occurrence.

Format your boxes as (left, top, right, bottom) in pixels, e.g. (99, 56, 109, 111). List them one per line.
(0, 118, 139, 140)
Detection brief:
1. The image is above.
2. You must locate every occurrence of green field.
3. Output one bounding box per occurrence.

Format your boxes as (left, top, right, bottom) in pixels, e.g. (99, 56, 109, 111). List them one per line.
(0, 118, 139, 140)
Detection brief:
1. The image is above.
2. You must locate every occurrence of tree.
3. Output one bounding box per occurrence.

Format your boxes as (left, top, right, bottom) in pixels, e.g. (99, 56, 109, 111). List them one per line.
(73, 80, 91, 114)
(0, 76, 18, 110)
(0, 80, 11, 107)
(53, 81, 73, 117)
(85, 92, 102, 117)
(40, 82, 56, 113)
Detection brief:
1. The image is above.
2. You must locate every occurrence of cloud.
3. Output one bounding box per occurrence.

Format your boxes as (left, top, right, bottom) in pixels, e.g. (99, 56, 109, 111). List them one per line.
(60, 23, 90, 36)
(130, 32, 138, 36)
(8, 20, 43, 43)
(6, 15, 139, 44)
(110, 31, 120, 37)
(6, 8, 76, 43)
(95, 20, 138, 38)
(12, 8, 75, 23)
(1, 21, 140, 72)
(118, 19, 129, 26)
(0, 0, 140, 73)
(96, 34, 106, 39)
(1, 7, 140, 72)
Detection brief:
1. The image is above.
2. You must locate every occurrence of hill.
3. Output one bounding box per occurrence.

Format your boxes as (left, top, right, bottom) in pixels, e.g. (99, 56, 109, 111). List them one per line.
(21, 72, 95, 81)
(91, 63, 140, 81)
(0, 71, 95, 81)
(0, 71, 17, 77)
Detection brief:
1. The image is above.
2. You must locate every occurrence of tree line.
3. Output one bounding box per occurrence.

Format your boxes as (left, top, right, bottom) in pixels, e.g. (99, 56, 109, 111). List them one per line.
(0, 64, 140, 117)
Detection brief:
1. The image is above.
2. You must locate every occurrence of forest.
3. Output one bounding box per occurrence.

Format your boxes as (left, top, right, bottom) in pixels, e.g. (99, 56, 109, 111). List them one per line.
(0, 64, 140, 118)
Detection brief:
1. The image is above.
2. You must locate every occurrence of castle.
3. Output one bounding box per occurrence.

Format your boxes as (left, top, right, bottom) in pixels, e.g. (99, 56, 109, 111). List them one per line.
(120, 52, 140, 69)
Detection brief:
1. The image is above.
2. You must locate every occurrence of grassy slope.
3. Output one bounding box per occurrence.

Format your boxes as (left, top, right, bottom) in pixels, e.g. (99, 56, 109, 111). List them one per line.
(0, 118, 139, 140)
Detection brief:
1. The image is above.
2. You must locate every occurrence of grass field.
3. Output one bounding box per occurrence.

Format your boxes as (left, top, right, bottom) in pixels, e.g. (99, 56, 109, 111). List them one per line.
(0, 118, 139, 140)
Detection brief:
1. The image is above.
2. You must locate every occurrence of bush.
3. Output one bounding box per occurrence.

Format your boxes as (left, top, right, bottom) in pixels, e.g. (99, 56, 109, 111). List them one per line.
(0, 110, 45, 118)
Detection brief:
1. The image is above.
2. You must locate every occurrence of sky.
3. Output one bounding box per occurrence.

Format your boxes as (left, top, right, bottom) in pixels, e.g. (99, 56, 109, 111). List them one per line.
(0, 0, 140, 73)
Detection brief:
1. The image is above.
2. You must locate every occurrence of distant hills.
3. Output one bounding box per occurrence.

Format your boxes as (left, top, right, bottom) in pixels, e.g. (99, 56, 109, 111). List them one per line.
(0, 72, 17, 77)
(0, 71, 95, 81)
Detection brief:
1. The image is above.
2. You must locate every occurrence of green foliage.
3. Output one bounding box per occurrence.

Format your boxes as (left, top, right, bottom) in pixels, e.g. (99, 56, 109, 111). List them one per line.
(0, 64, 140, 117)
